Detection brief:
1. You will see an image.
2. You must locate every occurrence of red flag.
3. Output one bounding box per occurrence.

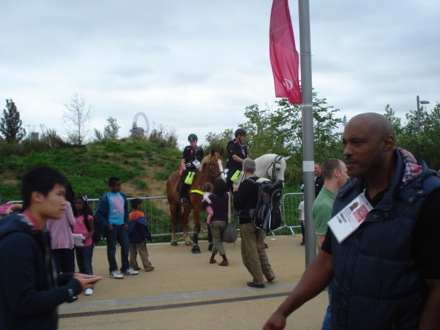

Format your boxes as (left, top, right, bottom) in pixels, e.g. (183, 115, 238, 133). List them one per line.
(269, 0, 301, 104)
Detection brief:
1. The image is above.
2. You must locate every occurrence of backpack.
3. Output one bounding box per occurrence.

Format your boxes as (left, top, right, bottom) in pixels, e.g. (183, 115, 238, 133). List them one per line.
(252, 178, 284, 232)
(81, 213, 102, 244)
(92, 216, 103, 244)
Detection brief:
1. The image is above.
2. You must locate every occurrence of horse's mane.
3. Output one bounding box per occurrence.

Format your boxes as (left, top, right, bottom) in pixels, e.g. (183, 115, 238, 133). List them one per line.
(202, 147, 225, 163)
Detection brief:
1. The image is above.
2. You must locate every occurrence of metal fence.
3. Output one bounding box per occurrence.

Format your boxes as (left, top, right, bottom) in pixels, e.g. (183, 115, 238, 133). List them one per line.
(279, 192, 303, 235)
(5, 192, 303, 241)
(88, 196, 173, 239)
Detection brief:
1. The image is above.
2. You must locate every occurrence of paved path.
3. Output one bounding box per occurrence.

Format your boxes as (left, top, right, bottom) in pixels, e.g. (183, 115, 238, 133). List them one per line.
(59, 235, 327, 329)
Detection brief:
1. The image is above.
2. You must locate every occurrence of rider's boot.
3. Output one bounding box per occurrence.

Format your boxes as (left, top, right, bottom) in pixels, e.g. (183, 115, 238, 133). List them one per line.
(180, 184, 189, 205)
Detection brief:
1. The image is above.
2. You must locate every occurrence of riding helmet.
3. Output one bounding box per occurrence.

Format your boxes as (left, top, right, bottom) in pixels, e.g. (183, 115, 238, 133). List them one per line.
(234, 128, 247, 137)
(188, 133, 198, 142)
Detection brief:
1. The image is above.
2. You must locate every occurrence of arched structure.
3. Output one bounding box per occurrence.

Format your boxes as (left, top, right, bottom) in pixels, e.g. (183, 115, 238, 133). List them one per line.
(130, 112, 150, 138)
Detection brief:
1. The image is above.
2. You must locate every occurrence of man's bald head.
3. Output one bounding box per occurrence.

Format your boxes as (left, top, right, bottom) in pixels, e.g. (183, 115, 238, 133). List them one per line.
(347, 112, 394, 141)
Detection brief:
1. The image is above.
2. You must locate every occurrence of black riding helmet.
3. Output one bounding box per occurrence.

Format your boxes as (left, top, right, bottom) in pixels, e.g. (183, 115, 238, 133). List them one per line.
(188, 133, 198, 142)
(234, 128, 247, 137)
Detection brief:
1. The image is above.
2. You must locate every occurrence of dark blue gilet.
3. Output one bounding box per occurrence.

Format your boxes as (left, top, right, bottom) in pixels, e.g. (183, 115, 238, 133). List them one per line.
(330, 152, 440, 329)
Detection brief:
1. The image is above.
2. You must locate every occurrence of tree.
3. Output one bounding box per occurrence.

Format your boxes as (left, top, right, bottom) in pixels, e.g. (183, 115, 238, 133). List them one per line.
(63, 93, 92, 145)
(103, 117, 120, 139)
(0, 99, 26, 143)
(94, 117, 121, 141)
(205, 129, 233, 155)
(206, 92, 344, 186)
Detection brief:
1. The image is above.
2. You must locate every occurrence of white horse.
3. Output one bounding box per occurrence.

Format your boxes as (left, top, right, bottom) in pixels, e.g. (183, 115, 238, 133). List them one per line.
(254, 154, 290, 182)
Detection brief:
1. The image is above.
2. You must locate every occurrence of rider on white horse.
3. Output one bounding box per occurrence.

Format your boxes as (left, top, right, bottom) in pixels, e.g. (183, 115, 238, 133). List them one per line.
(226, 128, 248, 191)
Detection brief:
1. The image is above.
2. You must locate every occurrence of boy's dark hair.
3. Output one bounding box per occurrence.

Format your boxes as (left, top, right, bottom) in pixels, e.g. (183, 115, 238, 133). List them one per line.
(214, 179, 227, 196)
(131, 198, 142, 210)
(108, 177, 121, 186)
(21, 166, 68, 210)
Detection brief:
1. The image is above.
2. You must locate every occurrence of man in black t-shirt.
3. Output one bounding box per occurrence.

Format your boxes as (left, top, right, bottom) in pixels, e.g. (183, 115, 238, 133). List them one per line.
(226, 128, 248, 191)
(179, 134, 204, 205)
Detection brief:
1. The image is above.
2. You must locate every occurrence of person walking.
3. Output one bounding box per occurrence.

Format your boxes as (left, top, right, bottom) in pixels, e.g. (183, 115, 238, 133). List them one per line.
(202, 179, 229, 266)
(312, 158, 348, 330)
(264, 112, 440, 329)
(233, 158, 275, 288)
(0, 166, 102, 329)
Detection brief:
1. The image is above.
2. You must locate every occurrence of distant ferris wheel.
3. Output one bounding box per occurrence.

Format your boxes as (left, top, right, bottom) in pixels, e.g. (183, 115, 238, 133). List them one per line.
(130, 112, 150, 138)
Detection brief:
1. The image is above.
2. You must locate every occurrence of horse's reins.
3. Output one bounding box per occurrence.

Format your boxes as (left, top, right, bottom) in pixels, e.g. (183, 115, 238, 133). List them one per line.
(190, 156, 224, 195)
(266, 155, 283, 181)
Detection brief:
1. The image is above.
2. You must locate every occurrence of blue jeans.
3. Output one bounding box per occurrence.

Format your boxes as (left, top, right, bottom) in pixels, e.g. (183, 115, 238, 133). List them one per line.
(321, 282, 332, 330)
(75, 245, 94, 275)
(105, 224, 130, 272)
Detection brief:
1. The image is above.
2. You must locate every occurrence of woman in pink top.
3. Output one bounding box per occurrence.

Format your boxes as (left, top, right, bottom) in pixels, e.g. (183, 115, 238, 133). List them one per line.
(46, 184, 76, 274)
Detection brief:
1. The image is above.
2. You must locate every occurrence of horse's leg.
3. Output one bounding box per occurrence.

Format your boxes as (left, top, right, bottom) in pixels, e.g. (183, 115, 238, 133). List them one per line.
(170, 204, 178, 246)
(191, 204, 201, 254)
(182, 206, 193, 246)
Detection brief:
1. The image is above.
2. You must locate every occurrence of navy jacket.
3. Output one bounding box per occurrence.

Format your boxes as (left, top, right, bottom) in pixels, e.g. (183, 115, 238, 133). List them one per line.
(127, 216, 152, 244)
(330, 151, 440, 329)
(0, 213, 81, 330)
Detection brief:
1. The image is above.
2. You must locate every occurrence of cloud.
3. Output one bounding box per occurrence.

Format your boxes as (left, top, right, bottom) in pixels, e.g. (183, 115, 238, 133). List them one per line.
(1, 0, 438, 148)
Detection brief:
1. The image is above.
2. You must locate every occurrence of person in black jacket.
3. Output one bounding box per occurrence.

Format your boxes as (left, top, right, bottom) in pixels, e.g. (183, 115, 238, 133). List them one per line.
(226, 128, 248, 191)
(179, 133, 204, 205)
(233, 158, 275, 288)
(0, 166, 102, 330)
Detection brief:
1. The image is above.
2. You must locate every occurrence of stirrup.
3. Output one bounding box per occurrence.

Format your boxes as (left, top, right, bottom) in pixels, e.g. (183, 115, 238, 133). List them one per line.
(180, 197, 188, 205)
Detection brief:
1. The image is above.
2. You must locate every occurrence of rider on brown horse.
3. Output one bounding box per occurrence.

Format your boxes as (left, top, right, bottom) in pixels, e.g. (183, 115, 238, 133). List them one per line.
(178, 134, 204, 205)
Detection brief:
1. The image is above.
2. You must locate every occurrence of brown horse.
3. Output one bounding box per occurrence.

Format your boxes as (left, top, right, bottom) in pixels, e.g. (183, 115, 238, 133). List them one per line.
(166, 148, 225, 253)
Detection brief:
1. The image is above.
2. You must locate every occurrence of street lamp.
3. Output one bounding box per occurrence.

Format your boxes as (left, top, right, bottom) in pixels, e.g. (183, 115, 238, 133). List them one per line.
(416, 95, 430, 133)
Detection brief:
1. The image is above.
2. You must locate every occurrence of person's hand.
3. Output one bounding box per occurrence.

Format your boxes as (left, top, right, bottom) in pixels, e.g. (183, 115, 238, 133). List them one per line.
(73, 273, 103, 292)
(108, 224, 114, 231)
(263, 311, 287, 330)
(233, 184, 239, 192)
(124, 223, 128, 230)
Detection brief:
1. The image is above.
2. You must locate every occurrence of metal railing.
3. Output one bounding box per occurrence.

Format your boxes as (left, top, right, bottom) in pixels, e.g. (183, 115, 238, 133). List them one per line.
(4, 192, 303, 240)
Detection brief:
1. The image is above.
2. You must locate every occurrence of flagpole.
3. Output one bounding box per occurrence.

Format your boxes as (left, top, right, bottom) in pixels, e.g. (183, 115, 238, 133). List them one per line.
(298, 0, 316, 266)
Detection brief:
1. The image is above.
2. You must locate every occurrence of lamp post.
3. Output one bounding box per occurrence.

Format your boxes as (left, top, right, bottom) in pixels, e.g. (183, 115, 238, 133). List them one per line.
(416, 95, 430, 134)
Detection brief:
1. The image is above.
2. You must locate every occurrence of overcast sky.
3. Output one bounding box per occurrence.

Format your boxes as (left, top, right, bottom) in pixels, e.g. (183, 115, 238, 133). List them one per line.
(1, 0, 439, 148)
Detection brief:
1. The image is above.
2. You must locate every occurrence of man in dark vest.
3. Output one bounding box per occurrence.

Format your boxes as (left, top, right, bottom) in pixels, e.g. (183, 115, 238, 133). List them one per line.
(264, 112, 440, 330)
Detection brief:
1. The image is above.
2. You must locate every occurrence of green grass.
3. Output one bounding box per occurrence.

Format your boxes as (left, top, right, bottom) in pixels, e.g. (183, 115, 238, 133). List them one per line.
(0, 139, 181, 201)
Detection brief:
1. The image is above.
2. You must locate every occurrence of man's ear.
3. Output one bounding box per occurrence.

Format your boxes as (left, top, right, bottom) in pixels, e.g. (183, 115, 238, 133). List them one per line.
(31, 191, 44, 204)
(382, 135, 395, 151)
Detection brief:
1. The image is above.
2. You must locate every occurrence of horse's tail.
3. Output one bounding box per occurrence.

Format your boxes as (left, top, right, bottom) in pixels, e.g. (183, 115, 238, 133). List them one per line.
(174, 204, 183, 226)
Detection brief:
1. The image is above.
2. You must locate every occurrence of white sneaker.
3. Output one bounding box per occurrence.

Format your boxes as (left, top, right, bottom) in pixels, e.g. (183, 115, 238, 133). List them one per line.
(125, 267, 139, 275)
(85, 288, 94, 296)
(109, 270, 124, 279)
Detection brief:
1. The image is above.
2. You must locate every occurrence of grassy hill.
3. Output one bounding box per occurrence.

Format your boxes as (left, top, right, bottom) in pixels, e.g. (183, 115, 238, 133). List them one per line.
(0, 139, 181, 202)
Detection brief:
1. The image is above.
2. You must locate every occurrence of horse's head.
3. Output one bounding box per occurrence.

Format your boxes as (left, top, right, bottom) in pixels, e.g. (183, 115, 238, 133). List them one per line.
(271, 155, 290, 182)
(255, 154, 290, 182)
(200, 149, 226, 183)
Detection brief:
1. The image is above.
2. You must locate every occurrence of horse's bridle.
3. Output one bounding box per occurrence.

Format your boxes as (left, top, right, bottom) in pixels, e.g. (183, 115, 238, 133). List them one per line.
(207, 156, 226, 180)
(266, 155, 283, 181)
